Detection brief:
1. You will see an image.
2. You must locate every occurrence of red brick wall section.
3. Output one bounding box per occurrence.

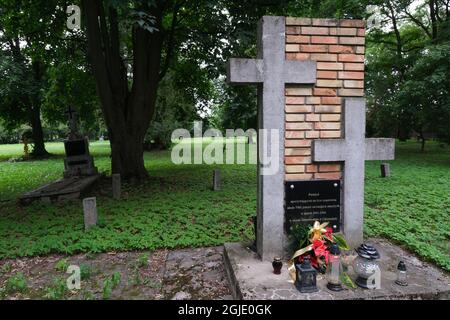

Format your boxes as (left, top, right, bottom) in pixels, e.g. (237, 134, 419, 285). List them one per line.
(285, 18, 366, 181)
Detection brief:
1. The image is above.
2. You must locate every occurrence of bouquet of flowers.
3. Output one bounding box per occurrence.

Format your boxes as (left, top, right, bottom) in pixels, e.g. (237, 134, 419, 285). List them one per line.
(288, 221, 350, 274)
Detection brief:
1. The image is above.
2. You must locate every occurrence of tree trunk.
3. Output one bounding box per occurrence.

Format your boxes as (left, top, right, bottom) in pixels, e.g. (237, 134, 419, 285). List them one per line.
(29, 104, 48, 157)
(82, 0, 164, 180)
(429, 0, 439, 40)
(29, 59, 48, 157)
(109, 124, 148, 179)
(419, 131, 426, 152)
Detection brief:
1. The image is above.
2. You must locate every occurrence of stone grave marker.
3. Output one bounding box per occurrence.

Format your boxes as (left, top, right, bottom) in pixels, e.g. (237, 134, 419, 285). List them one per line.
(19, 106, 101, 204)
(63, 105, 98, 178)
(213, 169, 221, 191)
(380, 163, 391, 178)
(83, 197, 97, 231)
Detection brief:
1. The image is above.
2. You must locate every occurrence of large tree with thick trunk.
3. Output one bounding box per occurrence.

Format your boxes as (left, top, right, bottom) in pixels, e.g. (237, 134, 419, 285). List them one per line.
(80, 0, 311, 179)
(82, 0, 175, 179)
(0, 0, 66, 157)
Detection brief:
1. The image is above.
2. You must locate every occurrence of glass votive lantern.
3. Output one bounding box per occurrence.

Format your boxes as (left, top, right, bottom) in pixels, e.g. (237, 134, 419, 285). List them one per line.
(326, 243, 343, 291)
(353, 243, 381, 289)
(395, 261, 408, 286)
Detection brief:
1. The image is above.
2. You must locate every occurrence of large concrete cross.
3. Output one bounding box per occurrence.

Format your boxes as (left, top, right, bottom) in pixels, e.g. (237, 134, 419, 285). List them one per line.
(313, 99, 395, 248)
(227, 16, 317, 260)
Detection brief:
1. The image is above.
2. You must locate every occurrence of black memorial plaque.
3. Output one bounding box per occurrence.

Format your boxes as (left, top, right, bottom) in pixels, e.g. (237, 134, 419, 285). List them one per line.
(285, 180, 341, 232)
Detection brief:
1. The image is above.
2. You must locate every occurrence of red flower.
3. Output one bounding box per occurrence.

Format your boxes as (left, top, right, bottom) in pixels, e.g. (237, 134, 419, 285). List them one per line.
(312, 240, 327, 257)
(312, 239, 332, 266)
(324, 227, 333, 241)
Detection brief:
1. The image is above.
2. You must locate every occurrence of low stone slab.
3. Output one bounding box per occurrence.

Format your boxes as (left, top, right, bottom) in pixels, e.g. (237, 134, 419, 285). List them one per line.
(223, 238, 450, 300)
(19, 175, 102, 205)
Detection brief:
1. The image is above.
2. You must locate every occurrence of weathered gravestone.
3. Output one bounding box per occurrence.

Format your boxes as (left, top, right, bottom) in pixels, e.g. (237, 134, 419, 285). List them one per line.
(380, 163, 391, 178)
(227, 16, 394, 260)
(63, 106, 98, 178)
(83, 197, 97, 231)
(213, 169, 221, 191)
(19, 106, 100, 204)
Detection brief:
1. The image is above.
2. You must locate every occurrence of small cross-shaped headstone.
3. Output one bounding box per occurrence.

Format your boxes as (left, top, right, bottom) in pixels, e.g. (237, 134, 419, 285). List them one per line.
(65, 106, 78, 134)
(227, 16, 317, 260)
(313, 99, 395, 247)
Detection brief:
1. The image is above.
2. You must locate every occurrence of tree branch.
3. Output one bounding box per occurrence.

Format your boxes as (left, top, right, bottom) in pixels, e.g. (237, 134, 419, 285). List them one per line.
(367, 38, 398, 47)
(402, 7, 433, 38)
(81, 0, 116, 128)
(429, 0, 439, 39)
(159, 1, 183, 81)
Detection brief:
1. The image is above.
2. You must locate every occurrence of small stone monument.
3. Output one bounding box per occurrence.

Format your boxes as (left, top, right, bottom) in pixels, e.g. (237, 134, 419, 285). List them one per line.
(63, 106, 98, 178)
(83, 197, 97, 231)
(19, 106, 101, 204)
(380, 163, 391, 178)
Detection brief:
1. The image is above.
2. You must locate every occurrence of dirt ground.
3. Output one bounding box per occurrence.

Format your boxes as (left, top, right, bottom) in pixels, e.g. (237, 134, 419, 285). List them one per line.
(0, 246, 232, 300)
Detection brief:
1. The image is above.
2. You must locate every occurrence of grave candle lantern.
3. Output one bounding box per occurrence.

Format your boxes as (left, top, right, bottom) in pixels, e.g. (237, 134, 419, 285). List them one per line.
(272, 258, 283, 275)
(353, 243, 381, 289)
(295, 256, 318, 293)
(395, 261, 408, 286)
(326, 244, 344, 291)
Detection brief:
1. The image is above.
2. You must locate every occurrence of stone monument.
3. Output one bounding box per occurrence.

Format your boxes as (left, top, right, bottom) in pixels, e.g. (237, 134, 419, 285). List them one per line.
(223, 16, 450, 301)
(19, 106, 100, 204)
(63, 106, 98, 178)
(227, 16, 394, 260)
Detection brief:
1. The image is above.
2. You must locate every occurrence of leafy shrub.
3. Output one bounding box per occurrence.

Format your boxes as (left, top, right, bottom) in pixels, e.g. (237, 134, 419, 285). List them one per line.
(55, 259, 69, 272)
(80, 264, 92, 281)
(4, 272, 27, 294)
(102, 272, 121, 300)
(137, 253, 150, 268)
(44, 278, 68, 300)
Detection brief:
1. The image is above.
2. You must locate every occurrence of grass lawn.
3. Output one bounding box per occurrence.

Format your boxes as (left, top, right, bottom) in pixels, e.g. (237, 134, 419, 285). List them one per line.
(0, 139, 449, 272)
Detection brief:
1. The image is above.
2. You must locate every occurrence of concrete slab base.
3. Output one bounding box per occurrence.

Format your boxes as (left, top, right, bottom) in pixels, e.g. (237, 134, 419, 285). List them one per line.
(223, 238, 450, 300)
